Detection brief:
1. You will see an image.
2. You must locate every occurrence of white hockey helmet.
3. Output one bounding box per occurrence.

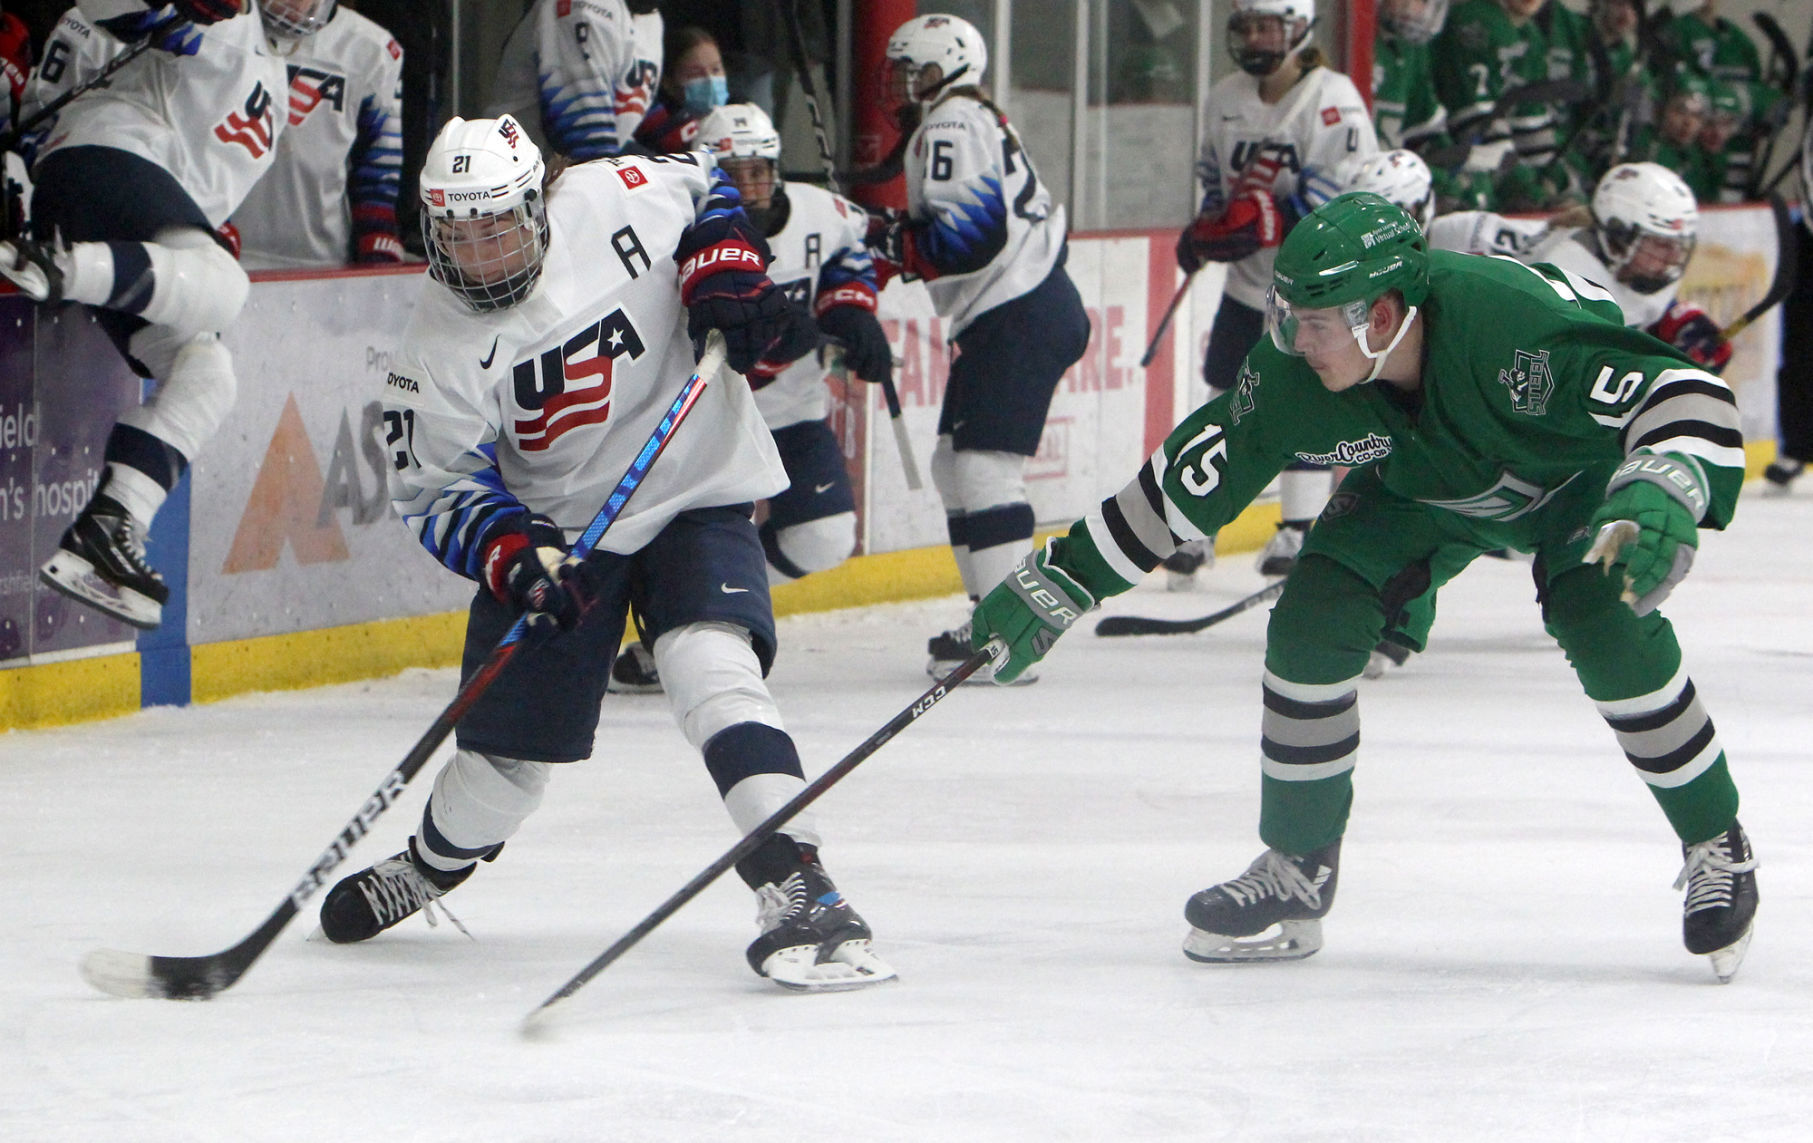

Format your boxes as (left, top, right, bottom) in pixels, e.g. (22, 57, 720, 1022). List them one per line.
(1378, 0, 1449, 45)
(1228, 0, 1316, 77)
(419, 115, 550, 312)
(886, 14, 988, 106)
(1591, 161, 1699, 294)
(260, 0, 338, 41)
(1340, 150, 1435, 232)
(696, 103, 783, 164)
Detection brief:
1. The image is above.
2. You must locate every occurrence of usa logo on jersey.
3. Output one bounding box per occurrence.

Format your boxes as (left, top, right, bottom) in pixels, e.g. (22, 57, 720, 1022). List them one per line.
(511, 310, 646, 451)
(214, 81, 277, 158)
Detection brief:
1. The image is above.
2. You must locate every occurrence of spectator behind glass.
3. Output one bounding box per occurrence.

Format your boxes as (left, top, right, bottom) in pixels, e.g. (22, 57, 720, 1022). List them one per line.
(635, 25, 726, 153)
(483, 0, 662, 160)
(233, 0, 407, 269)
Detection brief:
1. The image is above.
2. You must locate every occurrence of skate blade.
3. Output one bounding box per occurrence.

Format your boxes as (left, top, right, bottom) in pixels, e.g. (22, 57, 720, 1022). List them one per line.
(604, 678, 664, 695)
(761, 939, 898, 992)
(40, 555, 162, 630)
(926, 658, 1038, 687)
(1183, 919, 1323, 963)
(1705, 926, 1753, 984)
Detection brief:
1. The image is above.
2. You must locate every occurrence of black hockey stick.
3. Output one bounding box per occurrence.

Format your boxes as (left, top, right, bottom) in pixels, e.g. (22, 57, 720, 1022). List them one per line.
(78, 334, 727, 1001)
(1719, 193, 1798, 342)
(777, 0, 922, 490)
(523, 644, 996, 1028)
(1093, 578, 1284, 638)
(1140, 273, 1194, 369)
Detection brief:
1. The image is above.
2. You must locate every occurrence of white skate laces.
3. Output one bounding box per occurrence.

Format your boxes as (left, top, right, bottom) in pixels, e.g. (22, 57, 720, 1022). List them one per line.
(1674, 835, 1757, 910)
(357, 856, 472, 940)
(1223, 849, 1328, 910)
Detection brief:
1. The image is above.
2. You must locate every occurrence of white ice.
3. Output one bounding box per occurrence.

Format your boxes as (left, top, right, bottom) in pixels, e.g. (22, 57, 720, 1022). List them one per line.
(4, 490, 1812, 1142)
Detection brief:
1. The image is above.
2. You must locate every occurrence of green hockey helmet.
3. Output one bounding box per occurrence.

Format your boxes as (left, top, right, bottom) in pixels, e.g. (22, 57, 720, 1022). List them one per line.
(1267, 192, 1429, 382)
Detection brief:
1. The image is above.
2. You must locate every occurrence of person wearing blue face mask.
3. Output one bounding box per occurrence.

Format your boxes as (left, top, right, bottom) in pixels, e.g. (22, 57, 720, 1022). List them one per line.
(636, 25, 730, 154)
(484, 0, 664, 161)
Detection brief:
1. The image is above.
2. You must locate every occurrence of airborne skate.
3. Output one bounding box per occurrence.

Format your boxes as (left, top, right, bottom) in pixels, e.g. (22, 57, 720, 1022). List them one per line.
(738, 835, 895, 991)
(1255, 521, 1308, 577)
(1675, 821, 1758, 983)
(607, 642, 662, 694)
(1762, 458, 1802, 496)
(927, 620, 1036, 685)
(1183, 839, 1341, 962)
(0, 233, 67, 302)
(1161, 539, 1214, 591)
(318, 837, 478, 944)
(39, 492, 169, 629)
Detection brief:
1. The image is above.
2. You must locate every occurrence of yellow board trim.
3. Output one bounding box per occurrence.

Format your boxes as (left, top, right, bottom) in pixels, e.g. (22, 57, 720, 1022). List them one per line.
(189, 610, 468, 705)
(0, 653, 139, 729)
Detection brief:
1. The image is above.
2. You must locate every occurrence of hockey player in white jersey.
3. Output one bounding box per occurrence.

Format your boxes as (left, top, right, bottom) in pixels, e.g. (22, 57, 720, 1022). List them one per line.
(609, 103, 889, 695)
(1168, 0, 1376, 583)
(868, 14, 1091, 683)
(317, 116, 893, 991)
(2, 0, 294, 630)
(232, 0, 406, 268)
(484, 0, 662, 161)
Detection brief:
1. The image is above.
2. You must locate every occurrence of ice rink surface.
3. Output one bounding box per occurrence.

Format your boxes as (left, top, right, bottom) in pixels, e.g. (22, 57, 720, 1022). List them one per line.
(4, 490, 1811, 1142)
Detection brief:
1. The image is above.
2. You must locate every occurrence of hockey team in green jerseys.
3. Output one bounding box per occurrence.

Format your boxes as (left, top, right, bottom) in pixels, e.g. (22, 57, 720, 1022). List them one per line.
(969, 192, 1758, 983)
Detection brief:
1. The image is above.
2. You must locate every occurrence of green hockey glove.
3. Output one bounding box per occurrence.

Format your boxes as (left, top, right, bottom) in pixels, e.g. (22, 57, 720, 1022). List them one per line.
(970, 539, 1096, 685)
(1583, 451, 1704, 616)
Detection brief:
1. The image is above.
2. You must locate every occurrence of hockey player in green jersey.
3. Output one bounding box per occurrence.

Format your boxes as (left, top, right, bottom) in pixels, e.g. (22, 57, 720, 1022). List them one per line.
(967, 192, 1758, 982)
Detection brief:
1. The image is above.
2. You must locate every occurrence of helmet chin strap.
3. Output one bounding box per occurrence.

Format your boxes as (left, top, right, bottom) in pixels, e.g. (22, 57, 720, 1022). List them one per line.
(1355, 305, 1418, 384)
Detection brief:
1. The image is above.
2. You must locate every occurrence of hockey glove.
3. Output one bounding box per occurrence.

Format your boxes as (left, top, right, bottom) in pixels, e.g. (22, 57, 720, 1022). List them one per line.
(482, 513, 599, 638)
(817, 302, 893, 389)
(685, 269, 817, 375)
(744, 310, 822, 388)
(1652, 302, 1733, 374)
(96, 11, 204, 55)
(355, 231, 405, 263)
(970, 539, 1096, 685)
(1582, 451, 1706, 616)
(865, 209, 909, 288)
(1177, 190, 1282, 271)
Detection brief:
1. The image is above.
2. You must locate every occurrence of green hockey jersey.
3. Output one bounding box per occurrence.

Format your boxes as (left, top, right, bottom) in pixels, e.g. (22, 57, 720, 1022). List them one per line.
(1053, 251, 1745, 598)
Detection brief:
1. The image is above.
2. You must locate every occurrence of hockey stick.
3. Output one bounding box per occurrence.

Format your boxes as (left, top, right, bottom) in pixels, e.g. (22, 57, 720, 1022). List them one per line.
(0, 19, 178, 155)
(78, 333, 727, 1001)
(1139, 273, 1194, 369)
(777, 0, 922, 491)
(1718, 193, 1798, 342)
(1093, 578, 1284, 638)
(523, 644, 997, 1029)
(1746, 13, 1799, 200)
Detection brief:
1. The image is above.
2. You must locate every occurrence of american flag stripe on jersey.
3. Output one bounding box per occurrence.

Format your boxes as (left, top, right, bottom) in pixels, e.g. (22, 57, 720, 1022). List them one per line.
(1595, 664, 1725, 790)
(1260, 672, 1360, 783)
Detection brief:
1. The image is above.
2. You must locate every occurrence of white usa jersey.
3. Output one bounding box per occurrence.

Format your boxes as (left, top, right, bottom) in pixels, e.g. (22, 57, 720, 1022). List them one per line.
(484, 0, 658, 161)
(234, 8, 405, 269)
(905, 93, 1065, 338)
(1196, 67, 1377, 309)
(1427, 210, 1549, 260)
(383, 154, 786, 574)
(755, 183, 873, 430)
(1525, 226, 1676, 330)
(23, 6, 289, 227)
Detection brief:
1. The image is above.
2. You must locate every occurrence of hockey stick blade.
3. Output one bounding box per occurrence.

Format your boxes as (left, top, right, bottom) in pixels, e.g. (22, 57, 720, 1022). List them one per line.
(79, 335, 726, 1001)
(1094, 579, 1284, 637)
(522, 644, 998, 1031)
(1720, 193, 1798, 341)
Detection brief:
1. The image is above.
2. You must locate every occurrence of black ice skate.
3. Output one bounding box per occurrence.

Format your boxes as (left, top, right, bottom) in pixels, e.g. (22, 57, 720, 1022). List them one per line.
(1363, 640, 1412, 679)
(739, 836, 895, 991)
(607, 642, 662, 694)
(928, 620, 1035, 685)
(318, 837, 477, 944)
(1675, 821, 1758, 983)
(1183, 839, 1341, 963)
(1762, 458, 1803, 495)
(1161, 539, 1214, 591)
(39, 493, 169, 630)
(0, 233, 67, 302)
(1256, 520, 1308, 577)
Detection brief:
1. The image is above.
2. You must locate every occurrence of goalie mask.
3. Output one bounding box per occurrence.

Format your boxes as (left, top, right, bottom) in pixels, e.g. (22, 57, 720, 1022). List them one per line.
(260, 0, 338, 41)
(1339, 149, 1435, 232)
(697, 103, 783, 212)
(1592, 162, 1698, 296)
(1228, 0, 1316, 77)
(420, 115, 550, 313)
(885, 14, 988, 109)
(1267, 192, 1429, 384)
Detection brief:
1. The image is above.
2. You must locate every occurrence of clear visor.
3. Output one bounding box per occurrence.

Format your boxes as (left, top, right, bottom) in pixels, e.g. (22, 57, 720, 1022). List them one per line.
(1616, 232, 1696, 294)
(720, 156, 778, 208)
(423, 198, 549, 313)
(1266, 288, 1370, 357)
(885, 58, 929, 106)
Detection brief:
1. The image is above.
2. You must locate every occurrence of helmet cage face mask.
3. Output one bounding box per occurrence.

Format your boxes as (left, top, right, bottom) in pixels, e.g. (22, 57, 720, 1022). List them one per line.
(1227, 1, 1315, 76)
(1378, 0, 1449, 44)
(1592, 162, 1698, 295)
(261, 0, 338, 41)
(420, 116, 550, 312)
(1600, 224, 1695, 294)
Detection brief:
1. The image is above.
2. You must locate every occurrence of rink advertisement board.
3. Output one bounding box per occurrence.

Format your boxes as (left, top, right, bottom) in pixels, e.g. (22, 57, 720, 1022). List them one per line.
(0, 204, 1788, 727)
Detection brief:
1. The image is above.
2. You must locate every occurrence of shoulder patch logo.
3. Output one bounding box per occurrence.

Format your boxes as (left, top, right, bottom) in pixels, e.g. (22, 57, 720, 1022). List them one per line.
(1320, 106, 1341, 126)
(1498, 348, 1554, 416)
(617, 165, 648, 189)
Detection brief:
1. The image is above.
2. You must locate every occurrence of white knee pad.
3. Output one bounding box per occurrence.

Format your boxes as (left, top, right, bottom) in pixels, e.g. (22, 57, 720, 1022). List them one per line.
(137, 226, 250, 335)
(422, 749, 552, 870)
(767, 512, 855, 582)
(119, 332, 236, 464)
(654, 621, 785, 750)
(950, 449, 1028, 514)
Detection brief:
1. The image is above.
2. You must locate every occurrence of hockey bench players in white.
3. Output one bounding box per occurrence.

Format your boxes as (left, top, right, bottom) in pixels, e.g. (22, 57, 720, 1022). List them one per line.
(318, 115, 893, 991)
(2, 0, 315, 630)
(609, 101, 890, 696)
